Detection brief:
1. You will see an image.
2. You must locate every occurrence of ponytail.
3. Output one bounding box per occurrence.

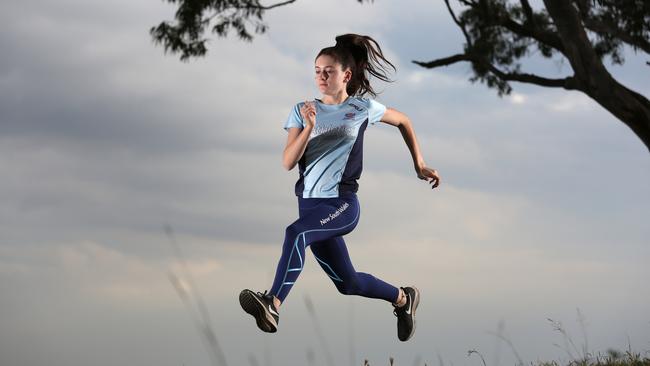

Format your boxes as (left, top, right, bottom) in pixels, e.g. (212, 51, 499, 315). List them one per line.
(316, 33, 396, 98)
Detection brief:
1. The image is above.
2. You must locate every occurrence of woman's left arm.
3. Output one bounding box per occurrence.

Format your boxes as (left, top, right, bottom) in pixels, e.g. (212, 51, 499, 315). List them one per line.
(380, 107, 441, 189)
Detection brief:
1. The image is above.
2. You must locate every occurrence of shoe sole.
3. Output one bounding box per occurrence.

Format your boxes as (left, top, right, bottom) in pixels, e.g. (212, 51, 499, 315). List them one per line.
(239, 290, 278, 333)
(403, 286, 420, 341)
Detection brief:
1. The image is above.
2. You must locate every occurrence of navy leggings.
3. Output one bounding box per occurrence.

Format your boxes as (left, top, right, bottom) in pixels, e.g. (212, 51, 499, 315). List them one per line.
(269, 191, 399, 304)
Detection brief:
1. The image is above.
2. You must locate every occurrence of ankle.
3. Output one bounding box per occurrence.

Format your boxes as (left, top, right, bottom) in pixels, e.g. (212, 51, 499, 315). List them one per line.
(393, 288, 407, 307)
(273, 296, 281, 309)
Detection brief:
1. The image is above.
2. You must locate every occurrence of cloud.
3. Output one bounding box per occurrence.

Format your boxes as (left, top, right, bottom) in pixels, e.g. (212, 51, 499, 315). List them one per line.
(1, 0, 649, 365)
(509, 92, 527, 105)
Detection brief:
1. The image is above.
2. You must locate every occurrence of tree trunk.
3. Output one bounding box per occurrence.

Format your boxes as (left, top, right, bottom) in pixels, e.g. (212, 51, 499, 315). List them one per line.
(584, 76, 650, 152)
(544, 0, 650, 153)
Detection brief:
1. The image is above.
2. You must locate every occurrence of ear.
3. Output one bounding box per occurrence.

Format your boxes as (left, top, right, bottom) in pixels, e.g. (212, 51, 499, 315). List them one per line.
(344, 69, 352, 83)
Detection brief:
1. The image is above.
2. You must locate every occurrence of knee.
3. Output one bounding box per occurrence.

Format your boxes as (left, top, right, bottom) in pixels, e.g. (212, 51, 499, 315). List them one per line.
(284, 225, 301, 243)
(336, 277, 362, 296)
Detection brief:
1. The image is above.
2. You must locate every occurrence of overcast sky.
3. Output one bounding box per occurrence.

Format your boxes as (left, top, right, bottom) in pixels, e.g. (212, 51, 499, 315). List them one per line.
(1, 0, 649, 366)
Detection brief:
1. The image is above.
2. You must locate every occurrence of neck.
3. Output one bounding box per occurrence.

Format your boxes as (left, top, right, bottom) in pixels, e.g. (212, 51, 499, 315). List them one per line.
(319, 91, 349, 105)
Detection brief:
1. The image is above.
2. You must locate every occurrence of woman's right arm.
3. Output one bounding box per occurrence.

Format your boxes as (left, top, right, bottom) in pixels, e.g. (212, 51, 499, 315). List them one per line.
(282, 125, 313, 171)
(283, 101, 316, 171)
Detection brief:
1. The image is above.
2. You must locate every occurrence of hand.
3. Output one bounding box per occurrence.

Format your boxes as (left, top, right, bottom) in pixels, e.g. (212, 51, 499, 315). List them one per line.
(300, 101, 316, 129)
(416, 165, 440, 189)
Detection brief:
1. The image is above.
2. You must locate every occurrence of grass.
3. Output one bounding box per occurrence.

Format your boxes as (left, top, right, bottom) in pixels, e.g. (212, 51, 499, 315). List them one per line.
(359, 348, 650, 366)
(361, 310, 650, 366)
(164, 225, 649, 366)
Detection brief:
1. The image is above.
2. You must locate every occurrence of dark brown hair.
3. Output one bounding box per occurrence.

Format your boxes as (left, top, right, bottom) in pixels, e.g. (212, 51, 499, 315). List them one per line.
(316, 33, 396, 98)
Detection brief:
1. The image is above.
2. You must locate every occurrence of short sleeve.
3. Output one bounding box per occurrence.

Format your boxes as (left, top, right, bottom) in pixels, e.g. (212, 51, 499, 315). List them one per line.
(368, 99, 387, 126)
(283, 103, 305, 132)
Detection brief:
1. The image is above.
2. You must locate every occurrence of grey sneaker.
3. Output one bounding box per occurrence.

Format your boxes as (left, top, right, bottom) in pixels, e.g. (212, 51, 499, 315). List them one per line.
(239, 289, 280, 333)
(392, 286, 420, 341)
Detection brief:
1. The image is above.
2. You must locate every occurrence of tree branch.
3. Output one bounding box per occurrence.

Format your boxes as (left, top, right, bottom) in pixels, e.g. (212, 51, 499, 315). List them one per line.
(412, 53, 473, 68)
(458, 0, 566, 57)
(458, 0, 478, 7)
(543, 0, 610, 80)
(446, 0, 473, 47)
(237, 0, 297, 10)
(520, 0, 534, 25)
(482, 61, 578, 89)
(503, 18, 565, 52)
(572, 0, 592, 16)
(582, 16, 650, 54)
(202, 1, 297, 22)
(413, 53, 578, 90)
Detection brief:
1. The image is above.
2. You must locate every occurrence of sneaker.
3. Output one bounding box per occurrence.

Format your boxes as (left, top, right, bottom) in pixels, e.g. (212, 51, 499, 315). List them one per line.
(239, 289, 280, 333)
(392, 286, 420, 341)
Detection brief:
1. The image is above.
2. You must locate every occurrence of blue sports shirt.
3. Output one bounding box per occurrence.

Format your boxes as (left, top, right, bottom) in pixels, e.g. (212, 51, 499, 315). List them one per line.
(283, 96, 387, 198)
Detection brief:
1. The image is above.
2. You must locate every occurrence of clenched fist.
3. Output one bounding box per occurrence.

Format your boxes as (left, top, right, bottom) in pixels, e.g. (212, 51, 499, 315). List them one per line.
(300, 101, 316, 129)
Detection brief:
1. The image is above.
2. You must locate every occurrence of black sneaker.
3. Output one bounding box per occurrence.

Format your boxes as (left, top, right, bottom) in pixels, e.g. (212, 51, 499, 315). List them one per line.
(392, 286, 420, 341)
(239, 289, 280, 333)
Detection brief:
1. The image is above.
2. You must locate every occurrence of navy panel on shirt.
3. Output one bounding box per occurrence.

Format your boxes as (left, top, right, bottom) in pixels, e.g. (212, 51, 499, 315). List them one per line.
(283, 96, 387, 198)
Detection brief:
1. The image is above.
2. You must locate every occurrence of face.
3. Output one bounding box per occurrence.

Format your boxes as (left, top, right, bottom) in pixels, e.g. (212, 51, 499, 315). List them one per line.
(314, 54, 351, 95)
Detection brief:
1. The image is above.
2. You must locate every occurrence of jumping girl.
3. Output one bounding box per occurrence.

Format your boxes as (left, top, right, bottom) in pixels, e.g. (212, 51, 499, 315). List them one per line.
(239, 33, 440, 342)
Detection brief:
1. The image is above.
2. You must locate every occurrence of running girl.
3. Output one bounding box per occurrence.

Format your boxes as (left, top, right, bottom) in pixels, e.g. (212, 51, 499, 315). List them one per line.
(239, 33, 440, 342)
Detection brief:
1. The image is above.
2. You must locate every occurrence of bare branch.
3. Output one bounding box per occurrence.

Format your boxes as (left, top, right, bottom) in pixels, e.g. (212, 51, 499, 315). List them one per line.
(412, 53, 473, 68)
(237, 0, 297, 10)
(445, 0, 473, 47)
(458, 0, 477, 6)
(414, 53, 578, 90)
(482, 61, 578, 89)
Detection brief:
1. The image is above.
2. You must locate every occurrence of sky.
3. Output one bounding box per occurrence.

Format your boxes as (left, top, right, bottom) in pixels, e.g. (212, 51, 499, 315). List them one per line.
(1, 0, 649, 366)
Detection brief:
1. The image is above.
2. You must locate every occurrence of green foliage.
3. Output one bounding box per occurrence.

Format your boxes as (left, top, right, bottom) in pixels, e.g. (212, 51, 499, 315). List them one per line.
(150, 0, 372, 62)
(453, 0, 649, 95)
(459, 0, 554, 95)
(150, 0, 268, 61)
(582, 0, 650, 64)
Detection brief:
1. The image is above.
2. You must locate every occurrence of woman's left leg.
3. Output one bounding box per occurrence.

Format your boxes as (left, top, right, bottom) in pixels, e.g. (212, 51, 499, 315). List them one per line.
(310, 236, 400, 303)
(269, 193, 362, 303)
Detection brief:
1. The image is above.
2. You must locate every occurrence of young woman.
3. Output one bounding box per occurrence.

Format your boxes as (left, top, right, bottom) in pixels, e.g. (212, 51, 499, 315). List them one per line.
(239, 33, 440, 342)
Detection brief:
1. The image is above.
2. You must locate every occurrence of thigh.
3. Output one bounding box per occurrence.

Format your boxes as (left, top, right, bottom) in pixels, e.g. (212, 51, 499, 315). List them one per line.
(310, 236, 357, 281)
(290, 195, 360, 246)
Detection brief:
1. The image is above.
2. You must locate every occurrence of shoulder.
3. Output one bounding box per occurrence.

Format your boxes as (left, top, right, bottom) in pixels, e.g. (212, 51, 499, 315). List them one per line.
(349, 96, 386, 110)
(288, 101, 307, 113)
(347, 96, 372, 111)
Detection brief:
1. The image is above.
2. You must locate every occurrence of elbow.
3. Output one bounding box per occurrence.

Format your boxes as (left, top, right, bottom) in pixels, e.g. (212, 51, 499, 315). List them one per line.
(397, 117, 413, 131)
(399, 117, 412, 128)
(282, 159, 291, 171)
(282, 154, 296, 171)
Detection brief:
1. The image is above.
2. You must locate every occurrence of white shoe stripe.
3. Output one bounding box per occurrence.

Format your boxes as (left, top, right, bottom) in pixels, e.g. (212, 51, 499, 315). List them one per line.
(268, 304, 279, 317)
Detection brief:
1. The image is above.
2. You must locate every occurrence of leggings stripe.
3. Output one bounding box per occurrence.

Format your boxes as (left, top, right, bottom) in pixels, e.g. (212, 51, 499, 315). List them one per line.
(269, 193, 399, 303)
(276, 204, 360, 294)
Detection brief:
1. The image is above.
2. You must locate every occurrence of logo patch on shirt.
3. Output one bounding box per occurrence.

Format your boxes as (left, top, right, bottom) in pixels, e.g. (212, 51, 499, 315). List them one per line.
(348, 103, 363, 111)
(343, 112, 356, 120)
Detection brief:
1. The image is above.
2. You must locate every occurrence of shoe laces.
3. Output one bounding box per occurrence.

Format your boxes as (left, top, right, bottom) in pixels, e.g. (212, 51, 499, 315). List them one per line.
(257, 290, 277, 309)
(392, 294, 409, 317)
